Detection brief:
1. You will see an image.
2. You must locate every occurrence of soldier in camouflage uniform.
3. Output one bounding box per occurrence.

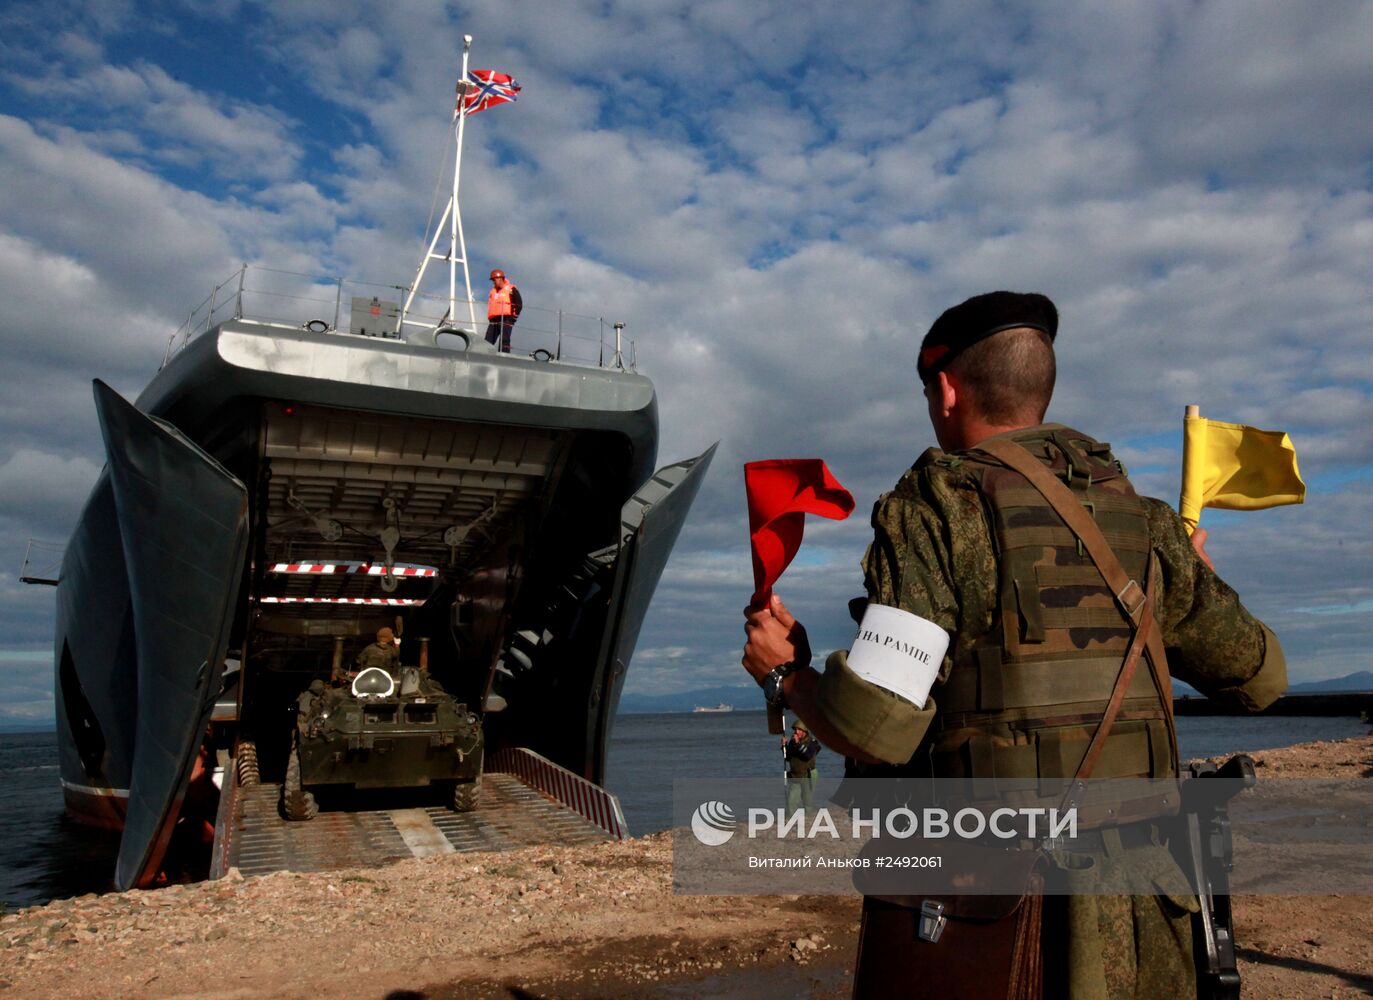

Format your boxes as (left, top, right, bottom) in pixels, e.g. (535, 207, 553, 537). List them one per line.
(742, 291, 1286, 999)
(354, 626, 401, 679)
(297, 678, 327, 727)
(783, 719, 821, 815)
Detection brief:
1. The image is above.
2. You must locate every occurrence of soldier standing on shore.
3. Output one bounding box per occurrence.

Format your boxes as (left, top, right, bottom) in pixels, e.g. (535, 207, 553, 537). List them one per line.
(782, 719, 820, 815)
(741, 290, 1287, 998)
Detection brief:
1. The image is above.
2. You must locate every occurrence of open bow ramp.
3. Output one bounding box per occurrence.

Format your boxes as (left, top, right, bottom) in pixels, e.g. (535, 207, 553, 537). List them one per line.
(212, 747, 626, 878)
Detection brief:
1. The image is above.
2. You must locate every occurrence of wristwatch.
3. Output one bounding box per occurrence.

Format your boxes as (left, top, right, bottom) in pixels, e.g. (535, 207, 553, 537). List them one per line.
(761, 663, 796, 709)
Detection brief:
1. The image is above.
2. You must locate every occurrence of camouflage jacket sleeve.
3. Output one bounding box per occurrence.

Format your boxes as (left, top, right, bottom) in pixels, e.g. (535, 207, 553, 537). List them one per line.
(814, 451, 992, 763)
(1142, 498, 1286, 711)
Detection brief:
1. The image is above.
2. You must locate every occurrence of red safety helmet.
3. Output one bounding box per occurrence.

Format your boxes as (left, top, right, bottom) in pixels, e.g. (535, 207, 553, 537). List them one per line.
(490, 269, 505, 280)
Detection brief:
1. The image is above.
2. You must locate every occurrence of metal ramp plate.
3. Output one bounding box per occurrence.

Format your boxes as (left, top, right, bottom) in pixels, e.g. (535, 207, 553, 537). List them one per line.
(223, 773, 613, 878)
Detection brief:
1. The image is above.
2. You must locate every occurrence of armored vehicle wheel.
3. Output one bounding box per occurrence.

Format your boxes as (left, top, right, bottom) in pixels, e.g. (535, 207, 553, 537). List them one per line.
(236, 740, 260, 787)
(281, 737, 318, 822)
(453, 777, 481, 813)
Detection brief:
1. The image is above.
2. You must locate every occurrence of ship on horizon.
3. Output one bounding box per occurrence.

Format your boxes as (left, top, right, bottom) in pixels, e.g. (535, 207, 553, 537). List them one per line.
(692, 703, 734, 713)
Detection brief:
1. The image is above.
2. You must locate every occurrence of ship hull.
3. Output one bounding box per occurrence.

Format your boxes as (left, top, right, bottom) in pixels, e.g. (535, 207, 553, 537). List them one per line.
(54, 472, 136, 833)
(61, 786, 129, 830)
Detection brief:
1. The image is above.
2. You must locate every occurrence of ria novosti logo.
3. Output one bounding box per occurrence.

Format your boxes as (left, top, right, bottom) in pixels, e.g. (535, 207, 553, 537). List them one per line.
(688, 799, 1080, 846)
(690, 801, 738, 846)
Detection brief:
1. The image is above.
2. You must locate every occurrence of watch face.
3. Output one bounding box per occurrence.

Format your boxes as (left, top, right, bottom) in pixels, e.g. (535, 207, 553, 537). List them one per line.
(763, 669, 785, 705)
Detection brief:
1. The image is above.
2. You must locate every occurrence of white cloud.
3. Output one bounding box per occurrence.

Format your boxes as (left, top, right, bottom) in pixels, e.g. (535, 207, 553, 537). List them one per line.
(12, 60, 303, 182)
(1142, 0, 1373, 184)
(0, 0, 1370, 725)
(0, 449, 101, 510)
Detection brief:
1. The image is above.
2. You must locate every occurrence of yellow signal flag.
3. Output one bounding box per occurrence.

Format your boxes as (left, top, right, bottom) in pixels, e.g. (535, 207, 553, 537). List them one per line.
(1179, 409, 1306, 535)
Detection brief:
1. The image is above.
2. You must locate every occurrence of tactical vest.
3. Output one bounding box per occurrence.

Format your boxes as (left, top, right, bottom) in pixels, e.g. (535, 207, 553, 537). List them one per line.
(922, 427, 1178, 822)
(787, 738, 819, 777)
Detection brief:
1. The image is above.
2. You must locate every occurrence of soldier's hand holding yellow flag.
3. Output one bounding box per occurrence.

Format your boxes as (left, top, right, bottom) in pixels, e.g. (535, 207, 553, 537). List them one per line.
(1179, 405, 1306, 535)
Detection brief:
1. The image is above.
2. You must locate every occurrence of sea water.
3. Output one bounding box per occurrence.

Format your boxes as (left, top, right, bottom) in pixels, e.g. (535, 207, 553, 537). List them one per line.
(602, 710, 1371, 837)
(2, 712, 1367, 909)
(0, 732, 122, 910)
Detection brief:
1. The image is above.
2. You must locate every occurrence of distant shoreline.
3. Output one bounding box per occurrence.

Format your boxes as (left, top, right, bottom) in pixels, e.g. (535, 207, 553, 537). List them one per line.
(617, 693, 1373, 717)
(1173, 692, 1373, 717)
(8, 690, 1373, 729)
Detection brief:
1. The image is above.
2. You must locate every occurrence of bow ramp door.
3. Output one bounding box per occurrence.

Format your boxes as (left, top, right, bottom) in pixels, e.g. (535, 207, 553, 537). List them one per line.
(587, 442, 717, 781)
(93, 380, 250, 890)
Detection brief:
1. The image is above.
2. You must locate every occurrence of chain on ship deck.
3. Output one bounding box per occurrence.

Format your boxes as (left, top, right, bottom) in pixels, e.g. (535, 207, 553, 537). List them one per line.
(210, 748, 627, 879)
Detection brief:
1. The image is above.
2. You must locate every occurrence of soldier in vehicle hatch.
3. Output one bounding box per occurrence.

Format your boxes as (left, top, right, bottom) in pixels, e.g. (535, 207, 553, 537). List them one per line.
(354, 626, 400, 679)
(741, 291, 1286, 998)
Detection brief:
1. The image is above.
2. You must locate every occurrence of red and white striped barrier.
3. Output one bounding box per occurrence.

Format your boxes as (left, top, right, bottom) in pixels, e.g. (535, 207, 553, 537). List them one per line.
(487, 747, 627, 841)
(257, 596, 424, 606)
(269, 561, 437, 577)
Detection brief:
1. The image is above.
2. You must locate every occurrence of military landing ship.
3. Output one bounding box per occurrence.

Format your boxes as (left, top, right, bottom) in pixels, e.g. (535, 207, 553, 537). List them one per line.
(52, 265, 714, 890)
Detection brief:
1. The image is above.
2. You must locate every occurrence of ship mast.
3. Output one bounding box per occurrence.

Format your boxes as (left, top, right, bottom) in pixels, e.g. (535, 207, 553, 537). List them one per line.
(401, 34, 478, 336)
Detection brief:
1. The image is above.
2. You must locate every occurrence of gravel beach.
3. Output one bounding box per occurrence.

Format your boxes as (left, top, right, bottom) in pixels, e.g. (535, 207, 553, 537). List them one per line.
(2, 733, 1370, 999)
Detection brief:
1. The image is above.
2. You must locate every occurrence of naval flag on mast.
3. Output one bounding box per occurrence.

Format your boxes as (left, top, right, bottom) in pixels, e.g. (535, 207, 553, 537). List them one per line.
(459, 70, 522, 116)
(402, 38, 521, 339)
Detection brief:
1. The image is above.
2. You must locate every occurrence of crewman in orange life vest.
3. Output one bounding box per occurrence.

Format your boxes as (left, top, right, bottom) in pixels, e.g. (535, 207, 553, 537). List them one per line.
(485, 268, 522, 353)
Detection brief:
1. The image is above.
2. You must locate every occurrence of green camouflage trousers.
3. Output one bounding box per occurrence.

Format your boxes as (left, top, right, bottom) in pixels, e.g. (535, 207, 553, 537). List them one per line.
(785, 771, 816, 814)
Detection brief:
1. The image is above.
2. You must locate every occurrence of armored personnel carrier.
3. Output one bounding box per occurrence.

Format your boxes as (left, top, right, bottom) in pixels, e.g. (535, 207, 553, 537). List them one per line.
(284, 665, 484, 821)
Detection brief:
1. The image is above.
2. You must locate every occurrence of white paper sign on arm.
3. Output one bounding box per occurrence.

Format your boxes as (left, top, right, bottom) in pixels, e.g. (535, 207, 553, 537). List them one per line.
(845, 604, 949, 709)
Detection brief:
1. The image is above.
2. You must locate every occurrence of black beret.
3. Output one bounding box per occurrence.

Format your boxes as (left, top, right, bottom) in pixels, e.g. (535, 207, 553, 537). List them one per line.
(918, 291, 1058, 384)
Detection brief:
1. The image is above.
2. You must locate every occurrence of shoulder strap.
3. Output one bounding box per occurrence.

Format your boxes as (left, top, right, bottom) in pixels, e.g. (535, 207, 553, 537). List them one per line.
(977, 439, 1142, 620)
(973, 438, 1175, 785)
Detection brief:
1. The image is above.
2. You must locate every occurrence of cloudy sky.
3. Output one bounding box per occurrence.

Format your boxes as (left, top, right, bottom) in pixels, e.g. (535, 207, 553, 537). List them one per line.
(1, 0, 1371, 726)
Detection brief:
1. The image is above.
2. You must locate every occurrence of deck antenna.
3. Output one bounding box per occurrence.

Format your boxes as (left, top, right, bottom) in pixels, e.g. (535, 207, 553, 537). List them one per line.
(401, 34, 478, 337)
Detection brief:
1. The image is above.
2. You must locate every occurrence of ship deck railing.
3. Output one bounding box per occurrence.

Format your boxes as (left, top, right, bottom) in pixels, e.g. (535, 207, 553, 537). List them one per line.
(19, 539, 63, 586)
(162, 264, 639, 374)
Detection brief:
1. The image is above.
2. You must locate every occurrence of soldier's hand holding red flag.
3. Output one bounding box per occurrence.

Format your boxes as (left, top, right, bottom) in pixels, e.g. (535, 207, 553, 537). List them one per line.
(743, 594, 812, 682)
